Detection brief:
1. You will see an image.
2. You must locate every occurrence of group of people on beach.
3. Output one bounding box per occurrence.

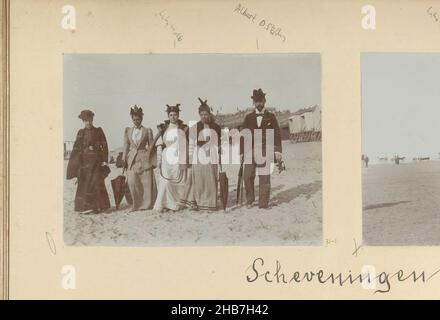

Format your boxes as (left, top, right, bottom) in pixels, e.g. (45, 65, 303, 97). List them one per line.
(66, 88, 283, 214)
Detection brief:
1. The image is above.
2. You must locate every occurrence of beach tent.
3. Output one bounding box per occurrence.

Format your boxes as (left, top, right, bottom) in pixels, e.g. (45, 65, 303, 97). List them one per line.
(288, 105, 321, 134)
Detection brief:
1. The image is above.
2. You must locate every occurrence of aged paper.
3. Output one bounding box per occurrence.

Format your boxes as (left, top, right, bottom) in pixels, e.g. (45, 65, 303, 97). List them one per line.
(4, 0, 440, 299)
(1, 0, 10, 300)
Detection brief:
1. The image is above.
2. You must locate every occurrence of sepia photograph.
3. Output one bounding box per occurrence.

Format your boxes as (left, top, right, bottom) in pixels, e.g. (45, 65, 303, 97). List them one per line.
(362, 53, 440, 245)
(63, 53, 322, 246)
(7, 0, 440, 302)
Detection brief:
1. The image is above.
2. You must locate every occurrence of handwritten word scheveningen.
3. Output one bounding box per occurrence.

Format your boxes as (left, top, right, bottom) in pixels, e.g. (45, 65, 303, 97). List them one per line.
(234, 3, 287, 42)
(246, 258, 440, 294)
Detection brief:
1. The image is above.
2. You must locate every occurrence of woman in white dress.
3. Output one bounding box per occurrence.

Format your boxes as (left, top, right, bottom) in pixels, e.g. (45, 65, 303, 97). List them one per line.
(153, 104, 189, 212)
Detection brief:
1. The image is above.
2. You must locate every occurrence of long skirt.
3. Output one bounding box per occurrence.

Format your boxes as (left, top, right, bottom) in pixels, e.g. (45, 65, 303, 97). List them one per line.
(180, 164, 218, 211)
(127, 168, 157, 210)
(74, 158, 110, 212)
(153, 153, 187, 211)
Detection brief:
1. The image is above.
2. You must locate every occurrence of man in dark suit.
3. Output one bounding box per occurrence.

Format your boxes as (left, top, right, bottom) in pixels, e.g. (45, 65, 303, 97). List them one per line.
(240, 88, 282, 208)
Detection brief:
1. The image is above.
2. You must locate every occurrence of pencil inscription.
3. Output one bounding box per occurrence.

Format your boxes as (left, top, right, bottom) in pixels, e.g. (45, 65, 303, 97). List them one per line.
(427, 6, 440, 23)
(246, 258, 440, 294)
(155, 9, 183, 42)
(234, 3, 287, 43)
(45, 231, 57, 255)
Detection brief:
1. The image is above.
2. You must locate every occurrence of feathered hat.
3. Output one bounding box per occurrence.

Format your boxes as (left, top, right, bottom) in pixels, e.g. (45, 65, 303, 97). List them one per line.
(130, 105, 143, 117)
(166, 104, 181, 113)
(198, 97, 211, 113)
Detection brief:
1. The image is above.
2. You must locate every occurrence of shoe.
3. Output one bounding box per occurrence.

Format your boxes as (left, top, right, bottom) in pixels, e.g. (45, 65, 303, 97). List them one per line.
(246, 203, 254, 209)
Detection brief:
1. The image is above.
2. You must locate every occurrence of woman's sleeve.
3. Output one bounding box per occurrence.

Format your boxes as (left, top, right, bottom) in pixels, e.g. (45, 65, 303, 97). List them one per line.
(71, 129, 83, 153)
(122, 127, 130, 163)
(156, 130, 163, 164)
(188, 127, 196, 164)
(216, 125, 222, 164)
(146, 128, 154, 150)
(66, 130, 83, 180)
(98, 127, 109, 163)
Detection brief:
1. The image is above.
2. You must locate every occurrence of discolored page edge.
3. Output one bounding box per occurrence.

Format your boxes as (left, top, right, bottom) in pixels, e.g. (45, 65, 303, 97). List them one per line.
(0, 0, 10, 301)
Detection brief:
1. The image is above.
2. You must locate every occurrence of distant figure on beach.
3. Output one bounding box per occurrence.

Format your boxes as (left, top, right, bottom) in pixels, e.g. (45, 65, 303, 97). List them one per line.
(123, 105, 157, 212)
(365, 155, 369, 168)
(66, 110, 111, 214)
(393, 155, 405, 164)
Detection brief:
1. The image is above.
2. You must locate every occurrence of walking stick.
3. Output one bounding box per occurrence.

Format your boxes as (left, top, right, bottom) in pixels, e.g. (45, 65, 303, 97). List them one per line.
(240, 165, 244, 206)
(236, 158, 244, 206)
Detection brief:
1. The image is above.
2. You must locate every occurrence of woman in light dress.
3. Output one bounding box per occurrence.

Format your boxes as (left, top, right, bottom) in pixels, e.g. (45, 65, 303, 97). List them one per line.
(153, 104, 189, 212)
(122, 105, 157, 211)
(179, 98, 221, 211)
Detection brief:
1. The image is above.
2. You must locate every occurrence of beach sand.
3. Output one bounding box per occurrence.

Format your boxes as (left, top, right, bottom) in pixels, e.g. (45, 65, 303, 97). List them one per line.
(363, 161, 440, 245)
(64, 141, 322, 246)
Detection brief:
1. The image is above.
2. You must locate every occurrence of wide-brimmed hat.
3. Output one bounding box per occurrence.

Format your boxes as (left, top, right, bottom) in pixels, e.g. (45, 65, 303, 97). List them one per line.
(251, 88, 266, 101)
(78, 110, 94, 121)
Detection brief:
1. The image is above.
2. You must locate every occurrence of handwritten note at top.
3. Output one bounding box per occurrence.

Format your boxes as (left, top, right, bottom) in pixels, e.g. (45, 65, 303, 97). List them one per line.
(234, 3, 287, 43)
(427, 6, 440, 23)
(155, 9, 183, 43)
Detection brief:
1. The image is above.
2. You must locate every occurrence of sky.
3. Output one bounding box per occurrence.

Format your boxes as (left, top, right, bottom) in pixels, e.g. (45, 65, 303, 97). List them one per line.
(64, 53, 321, 150)
(362, 53, 440, 163)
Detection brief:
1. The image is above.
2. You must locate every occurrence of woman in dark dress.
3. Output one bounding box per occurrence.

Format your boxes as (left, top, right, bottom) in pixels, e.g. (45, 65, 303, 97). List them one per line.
(66, 110, 111, 213)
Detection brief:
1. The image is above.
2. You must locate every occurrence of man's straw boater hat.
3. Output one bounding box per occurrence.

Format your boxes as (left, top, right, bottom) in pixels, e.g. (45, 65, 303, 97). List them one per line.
(251, 88, 266, 101)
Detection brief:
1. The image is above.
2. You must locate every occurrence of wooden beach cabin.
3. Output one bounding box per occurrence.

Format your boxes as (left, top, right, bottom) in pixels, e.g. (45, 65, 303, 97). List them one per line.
(288, 105, 321, 143)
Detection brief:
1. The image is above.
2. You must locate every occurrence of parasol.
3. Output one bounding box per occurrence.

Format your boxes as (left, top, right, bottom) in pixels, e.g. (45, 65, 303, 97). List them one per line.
(111, 168, 132, 209)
